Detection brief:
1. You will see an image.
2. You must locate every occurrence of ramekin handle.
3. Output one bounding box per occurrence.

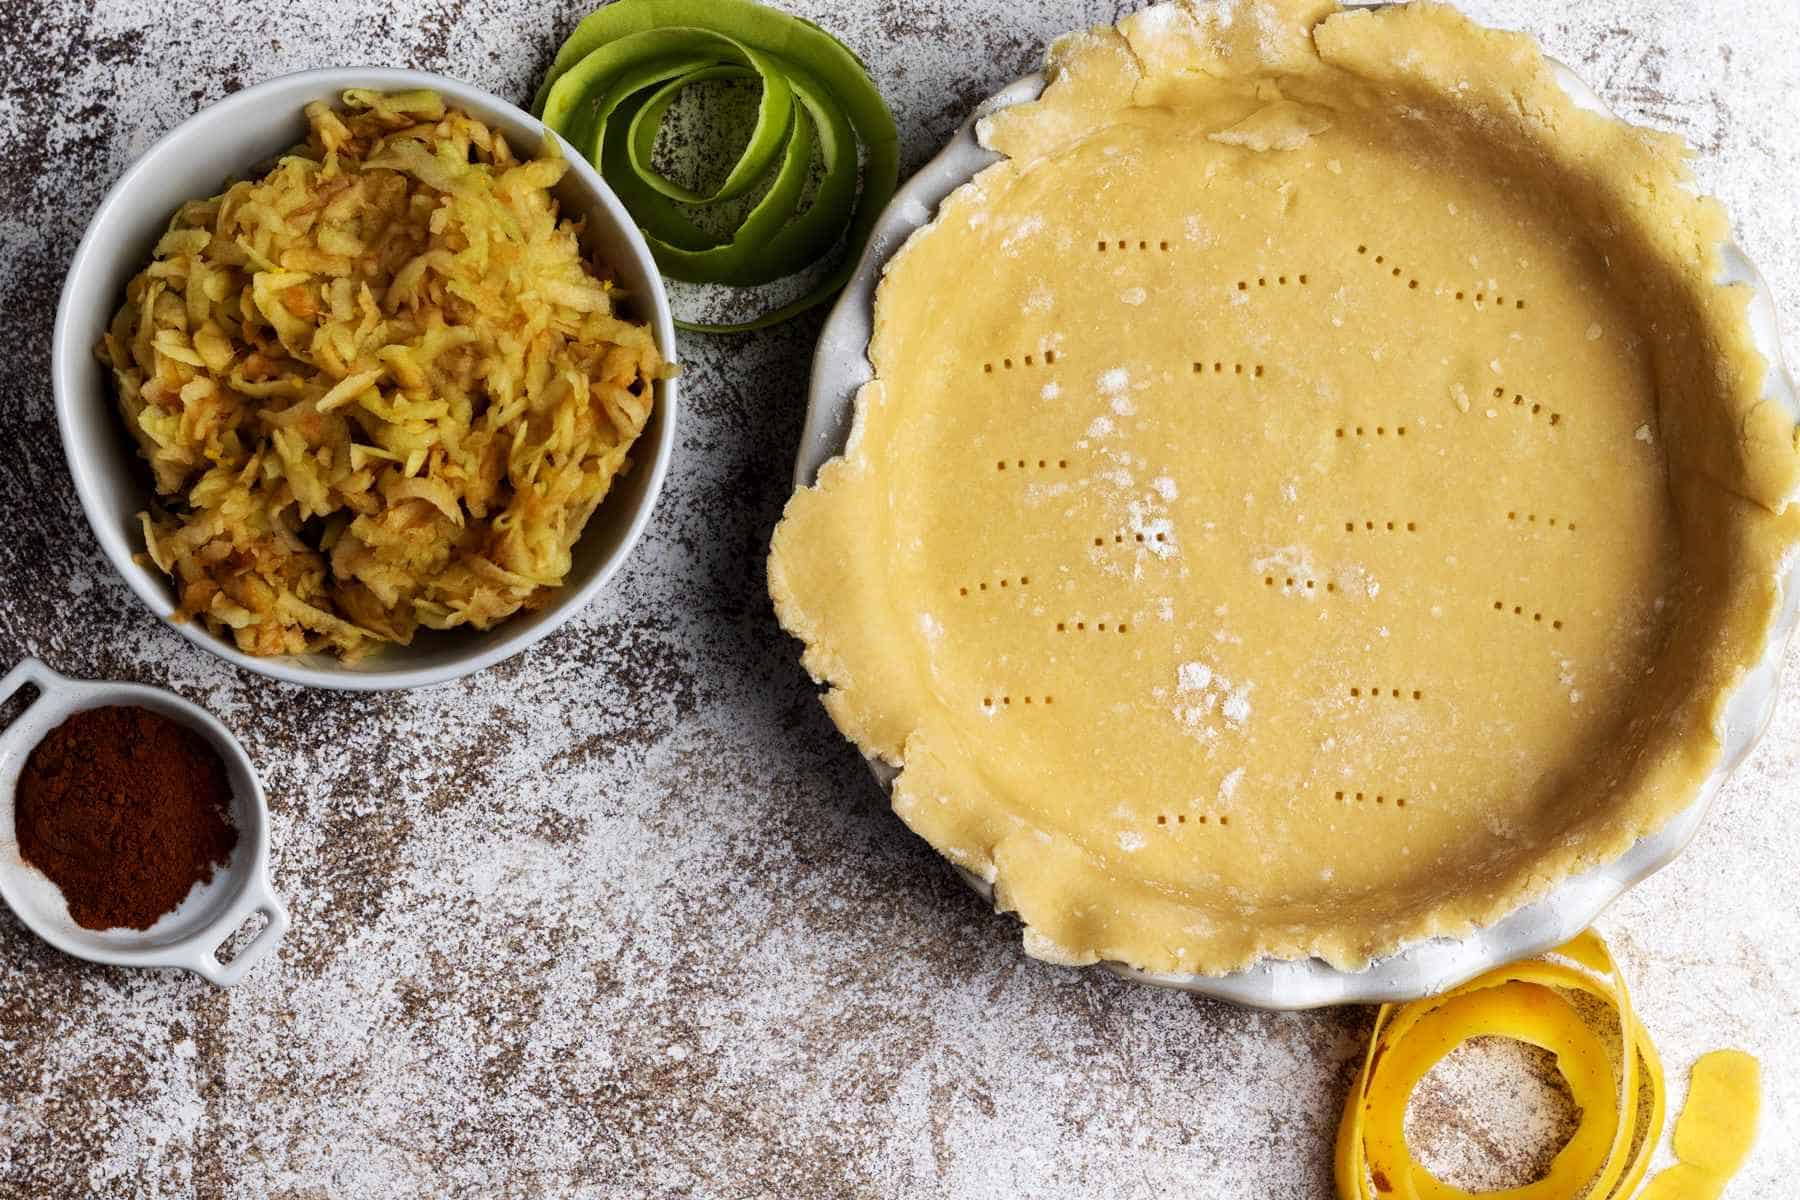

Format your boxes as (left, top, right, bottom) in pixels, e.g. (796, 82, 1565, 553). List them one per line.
(0, 658, 60, 718)
(179, 874, 290, 987)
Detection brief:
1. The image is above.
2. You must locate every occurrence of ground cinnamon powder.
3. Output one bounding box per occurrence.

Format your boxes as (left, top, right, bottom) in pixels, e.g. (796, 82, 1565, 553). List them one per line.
(14, 705, 238, 931)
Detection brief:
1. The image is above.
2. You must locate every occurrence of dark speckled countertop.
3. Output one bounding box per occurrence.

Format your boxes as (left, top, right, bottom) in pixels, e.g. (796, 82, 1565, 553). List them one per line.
(2, 1, 1798, 1196)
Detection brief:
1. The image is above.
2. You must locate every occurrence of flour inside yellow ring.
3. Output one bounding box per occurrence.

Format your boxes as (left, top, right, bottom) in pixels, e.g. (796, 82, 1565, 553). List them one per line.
(769, 0, 1800, 974)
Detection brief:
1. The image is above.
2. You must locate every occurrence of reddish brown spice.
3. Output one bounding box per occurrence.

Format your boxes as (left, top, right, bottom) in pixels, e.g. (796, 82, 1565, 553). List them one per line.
(14, 705, 237, 931)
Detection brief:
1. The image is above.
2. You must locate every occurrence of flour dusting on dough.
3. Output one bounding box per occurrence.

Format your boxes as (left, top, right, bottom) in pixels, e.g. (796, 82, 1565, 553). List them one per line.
(1178, 662, 1214, 693)
(1175, 661, 1252, 737)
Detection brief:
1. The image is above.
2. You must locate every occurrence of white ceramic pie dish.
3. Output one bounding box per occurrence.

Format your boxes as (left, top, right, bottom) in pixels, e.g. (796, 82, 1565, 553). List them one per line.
(796, 68, 1800, 1009)
(52, 67, 678, 692)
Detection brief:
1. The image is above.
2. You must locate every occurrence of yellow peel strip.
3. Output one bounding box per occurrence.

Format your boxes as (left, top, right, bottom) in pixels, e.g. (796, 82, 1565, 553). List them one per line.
(1335, 931, 1664, 1200)
(1639, 1050, 1762, 1200)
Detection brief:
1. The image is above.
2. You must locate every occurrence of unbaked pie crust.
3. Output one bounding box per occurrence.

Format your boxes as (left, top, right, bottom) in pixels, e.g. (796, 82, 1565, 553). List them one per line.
(770, 0, 1800, 974)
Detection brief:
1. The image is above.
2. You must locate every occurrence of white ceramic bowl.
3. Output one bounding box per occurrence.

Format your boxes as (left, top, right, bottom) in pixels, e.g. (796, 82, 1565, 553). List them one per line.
(800, 69, 1800, 1008)
(0, 658, 288, 985)
(52, 67, 679, 691)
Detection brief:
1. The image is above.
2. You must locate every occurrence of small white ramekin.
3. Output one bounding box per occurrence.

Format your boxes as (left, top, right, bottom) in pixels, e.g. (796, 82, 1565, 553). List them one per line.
(52, 67, 678, 691)
(0, 658, 289, 985)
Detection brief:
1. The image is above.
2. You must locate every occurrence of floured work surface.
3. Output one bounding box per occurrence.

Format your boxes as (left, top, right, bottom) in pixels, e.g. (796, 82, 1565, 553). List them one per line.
(770, 0, 1800, 975)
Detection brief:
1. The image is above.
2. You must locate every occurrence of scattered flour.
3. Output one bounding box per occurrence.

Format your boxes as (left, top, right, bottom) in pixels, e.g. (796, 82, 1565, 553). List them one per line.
(1117, 830, 1147, 852)
(1635, 423, 1654, 443)
(1098, 368, 1131, 394)
(1178, 662, 1214, 692)
(1042, 381, 1062, 401)
(1175, 661, 1253, 736)
(1152, 476, 1179, 501)
(1120, 287, 1147, 306)
(1001, 214, 1045, 253)
(1218, 767, 1245, 802)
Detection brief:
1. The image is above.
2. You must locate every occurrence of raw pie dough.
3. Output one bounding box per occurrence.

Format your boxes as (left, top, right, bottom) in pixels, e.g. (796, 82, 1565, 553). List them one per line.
(769, 0, 1800, 974)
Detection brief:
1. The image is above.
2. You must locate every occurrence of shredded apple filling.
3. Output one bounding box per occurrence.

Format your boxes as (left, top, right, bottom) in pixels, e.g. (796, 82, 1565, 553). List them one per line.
(101, 88, 665, 660)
